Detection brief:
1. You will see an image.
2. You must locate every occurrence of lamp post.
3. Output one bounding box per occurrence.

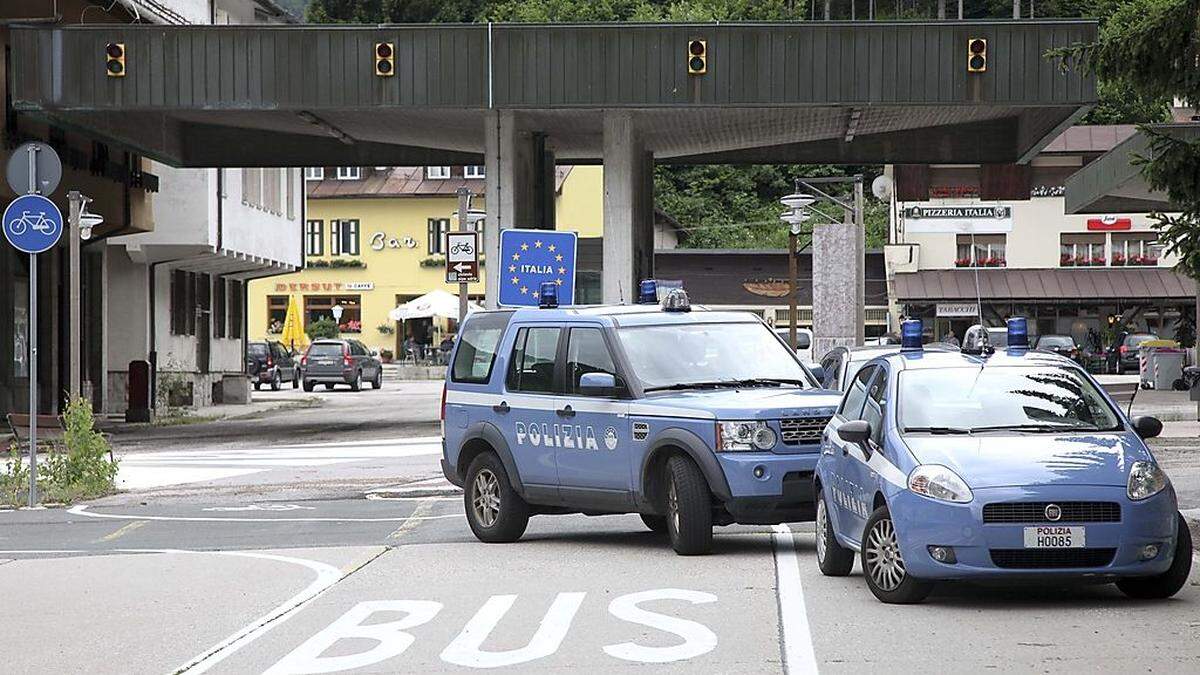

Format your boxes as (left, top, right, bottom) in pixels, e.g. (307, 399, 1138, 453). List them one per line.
(780, 189, 816, 352)
(331, 304, 344, 336)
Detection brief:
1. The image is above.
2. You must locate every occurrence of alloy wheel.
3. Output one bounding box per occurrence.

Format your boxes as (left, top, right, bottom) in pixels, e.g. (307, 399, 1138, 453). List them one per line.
(815, 498, 828, 563)
(865, 517, 906, 591)
(472, 469, 501, 528)
(667, 479, 680, 534)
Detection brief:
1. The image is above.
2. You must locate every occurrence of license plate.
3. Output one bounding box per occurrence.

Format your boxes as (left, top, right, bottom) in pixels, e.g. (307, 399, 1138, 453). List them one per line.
(1023, 526, 1085, 548)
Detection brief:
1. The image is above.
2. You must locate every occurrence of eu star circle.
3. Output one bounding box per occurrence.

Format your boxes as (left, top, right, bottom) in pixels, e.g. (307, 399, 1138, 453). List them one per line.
(4, 194, 64, 254)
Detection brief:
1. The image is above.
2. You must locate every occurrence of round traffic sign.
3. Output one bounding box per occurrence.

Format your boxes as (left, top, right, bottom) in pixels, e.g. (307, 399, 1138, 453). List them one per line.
(4, 194, 64, 254)
(6, 141, 63, 196)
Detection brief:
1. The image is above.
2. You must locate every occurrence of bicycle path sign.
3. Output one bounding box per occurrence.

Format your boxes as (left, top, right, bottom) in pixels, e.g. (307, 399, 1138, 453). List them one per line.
(4, 193, 63, 254)
(445, 230, 480, 284)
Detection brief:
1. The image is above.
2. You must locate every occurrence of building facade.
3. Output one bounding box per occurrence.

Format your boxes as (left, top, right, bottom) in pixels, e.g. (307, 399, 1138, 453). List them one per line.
(887, 125, 1192, 349)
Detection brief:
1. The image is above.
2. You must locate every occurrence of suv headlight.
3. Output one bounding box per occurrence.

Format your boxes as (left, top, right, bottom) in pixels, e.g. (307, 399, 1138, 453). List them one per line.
(1127, 461, 1169, 501)
(716, 421, 777, 452)
(908, 465, 973, 504)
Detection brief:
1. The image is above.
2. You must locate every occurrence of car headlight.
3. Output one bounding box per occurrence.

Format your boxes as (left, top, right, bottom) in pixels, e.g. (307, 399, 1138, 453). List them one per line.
(716, 421, 777, 452)
(908, 464, 973, 504)
(1127, 461, 1169, 501)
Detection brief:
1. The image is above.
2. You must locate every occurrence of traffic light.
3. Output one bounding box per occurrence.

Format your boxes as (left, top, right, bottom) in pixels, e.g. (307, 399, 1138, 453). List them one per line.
(105, 42, 125, 78)
(375, 42, 395, 77)
(967, 38, 987, 73)
(687, 39, 707, 75)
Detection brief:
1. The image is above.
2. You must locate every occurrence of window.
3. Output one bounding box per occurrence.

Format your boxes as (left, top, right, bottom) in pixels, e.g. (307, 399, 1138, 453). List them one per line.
(264, 168, 281, 214)
(304, 167, 324, 181)
(507, 327, 561, 393)
(567, 328, 619, 394)
(1112, 234, 1161, 266)
(336, 166, 361, 181)
(840, 365, 876, 419)
(427, 218, 450, 254)
(267, 295, 288, 334)
(426, 166, 451, 180)
(330, 219, 360, 256)
(464, 165, 485, 179)
(1060, 234, 1106, 267)
(306, 220, 324, 257)
(862, 368, 888, 446)
(451, 311, 514, 383)
(286, 169, 297, 220)
(242, 168, 262, 207)
(820, 352, 842, 391)
(170, 269, 195, 336)
(305, 295, 362, 333)
(214, 277, 227, 339)
(954, 234, 1006, 268)
(228, 280, 243, 339)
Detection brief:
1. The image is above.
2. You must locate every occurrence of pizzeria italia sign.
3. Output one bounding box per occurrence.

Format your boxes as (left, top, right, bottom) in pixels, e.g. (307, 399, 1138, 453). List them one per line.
(903, 204, 1012, 234)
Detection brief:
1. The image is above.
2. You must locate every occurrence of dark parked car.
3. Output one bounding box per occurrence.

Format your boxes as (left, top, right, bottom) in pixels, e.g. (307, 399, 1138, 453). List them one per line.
(246, 341, 299, 391)
(1033, 334, 1081, 363)
(301, 339, 383, 392)
(1111, 332, 1159, 374)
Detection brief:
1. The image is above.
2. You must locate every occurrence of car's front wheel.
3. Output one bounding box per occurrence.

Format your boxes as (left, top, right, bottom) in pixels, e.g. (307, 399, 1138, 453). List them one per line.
(1116, 513, 1194, 600)
(861, 505, 933, 604)
(464, 452, 530, 543)
(664, 455, 713, 555)
(816, 486, 854, 576)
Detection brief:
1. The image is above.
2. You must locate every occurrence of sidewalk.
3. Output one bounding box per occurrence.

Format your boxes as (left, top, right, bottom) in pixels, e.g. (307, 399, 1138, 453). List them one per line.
(97, 393, 320, 435)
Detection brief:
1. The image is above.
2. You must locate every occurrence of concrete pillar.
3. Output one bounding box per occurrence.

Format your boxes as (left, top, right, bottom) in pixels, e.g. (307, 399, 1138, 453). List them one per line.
(602, 112, 654, 304)
(812, 187, 866, 358)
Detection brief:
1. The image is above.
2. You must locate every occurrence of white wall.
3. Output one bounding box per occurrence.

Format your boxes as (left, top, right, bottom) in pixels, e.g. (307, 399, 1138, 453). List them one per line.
(118, 163, 217, 249)
(106, 248, 151, 368)
(152, 265, 245, 374)
(222, 168, 304, 267)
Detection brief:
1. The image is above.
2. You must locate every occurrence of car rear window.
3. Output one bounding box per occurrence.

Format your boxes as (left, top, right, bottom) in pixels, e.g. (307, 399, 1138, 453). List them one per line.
(1124, 334, 1157, 347)
(248, 344, 268, 357)
(452, 311, 514, 384)
(308, 343, 343, 358)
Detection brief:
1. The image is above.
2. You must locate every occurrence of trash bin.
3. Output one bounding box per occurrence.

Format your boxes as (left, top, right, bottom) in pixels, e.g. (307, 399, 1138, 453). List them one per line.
(1140, 346, 1185, 390)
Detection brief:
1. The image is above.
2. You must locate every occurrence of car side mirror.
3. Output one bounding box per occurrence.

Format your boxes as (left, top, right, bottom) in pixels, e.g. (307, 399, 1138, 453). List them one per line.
(838, 419, 872, 445)
(1131, 416, 1162, 440)
(579, 372, 617, 397)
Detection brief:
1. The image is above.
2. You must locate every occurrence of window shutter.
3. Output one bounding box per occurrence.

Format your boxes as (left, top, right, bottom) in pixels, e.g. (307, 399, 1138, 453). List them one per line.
(330, 220, 342, 255)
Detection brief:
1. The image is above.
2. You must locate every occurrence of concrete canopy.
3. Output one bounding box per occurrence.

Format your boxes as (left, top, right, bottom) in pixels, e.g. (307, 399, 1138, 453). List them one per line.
(9, 20, 1096, 167)
(1064, 124, 1200, 215)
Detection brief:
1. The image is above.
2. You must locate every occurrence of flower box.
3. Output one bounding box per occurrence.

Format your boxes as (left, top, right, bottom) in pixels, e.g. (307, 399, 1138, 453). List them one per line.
(954, 258, 972, 268)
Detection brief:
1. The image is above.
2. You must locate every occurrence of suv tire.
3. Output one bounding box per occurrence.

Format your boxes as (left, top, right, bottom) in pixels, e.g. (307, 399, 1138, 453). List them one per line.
(253, 382, 261, 391)
(664, 455, 713, 555)
(861, 505, 933, 604)
(464, 452, 530, 543)
(270, 371, 281, 391)
(639, 514, 668, 534)
(350, 371, 363, 392)
(816, 486, 855, 576)
(1116, 512, 1193, 600)
(302, 379, 314, 392)
(372, 369, 383, 389)
(292, 371, 300, 389)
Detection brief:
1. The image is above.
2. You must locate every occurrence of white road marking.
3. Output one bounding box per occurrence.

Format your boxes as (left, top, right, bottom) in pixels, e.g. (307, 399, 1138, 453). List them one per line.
(772, 524, 819, 674)
(440, 592, 587, 668)
(265, 601, 444, 674)
(67, 504, 464, 524)
(602, 589, 718, 663)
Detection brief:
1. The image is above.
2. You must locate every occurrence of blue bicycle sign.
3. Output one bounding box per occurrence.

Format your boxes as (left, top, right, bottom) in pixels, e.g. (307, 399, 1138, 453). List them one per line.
(3, 194, 63, 254)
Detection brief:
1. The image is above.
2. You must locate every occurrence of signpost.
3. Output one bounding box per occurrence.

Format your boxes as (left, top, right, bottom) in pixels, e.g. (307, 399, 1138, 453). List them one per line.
(4, 153, 64, 507)
(498, 229, 578, 307)
(446, 231, 481, 284)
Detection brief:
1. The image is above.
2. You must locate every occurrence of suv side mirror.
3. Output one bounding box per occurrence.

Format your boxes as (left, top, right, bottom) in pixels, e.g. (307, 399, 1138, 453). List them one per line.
(579, 372, 617, 397)
(838, 419, 872, 445)
(1131, 416, 1162, 440)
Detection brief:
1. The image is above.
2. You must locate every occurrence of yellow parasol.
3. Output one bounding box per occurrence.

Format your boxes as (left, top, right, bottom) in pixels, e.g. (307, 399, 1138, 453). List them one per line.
(279, 294, 308, 353)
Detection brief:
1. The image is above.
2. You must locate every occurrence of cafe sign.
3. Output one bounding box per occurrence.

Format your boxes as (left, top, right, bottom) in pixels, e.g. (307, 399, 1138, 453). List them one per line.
(904, 205, 1012, 234)
(274, 281, 373, 292)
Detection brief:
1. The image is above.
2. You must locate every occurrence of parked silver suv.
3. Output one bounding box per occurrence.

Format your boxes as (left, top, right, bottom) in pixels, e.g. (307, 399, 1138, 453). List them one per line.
(300, 339, 383, 392)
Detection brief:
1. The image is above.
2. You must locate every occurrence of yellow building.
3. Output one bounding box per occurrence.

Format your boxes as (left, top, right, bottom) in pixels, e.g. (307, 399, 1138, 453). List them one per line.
(248, 165, 604, 356)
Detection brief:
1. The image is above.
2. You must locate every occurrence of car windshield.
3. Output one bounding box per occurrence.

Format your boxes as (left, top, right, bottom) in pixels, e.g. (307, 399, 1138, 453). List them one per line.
(899, 366, 1121, 433)
(618, 322, 813, 391)
(1038, 336, 1074, 348)
(308, 343, 343, 358)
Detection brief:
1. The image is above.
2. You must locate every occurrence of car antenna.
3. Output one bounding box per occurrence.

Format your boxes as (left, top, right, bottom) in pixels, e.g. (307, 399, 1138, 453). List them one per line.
(618, 279, 625, 305)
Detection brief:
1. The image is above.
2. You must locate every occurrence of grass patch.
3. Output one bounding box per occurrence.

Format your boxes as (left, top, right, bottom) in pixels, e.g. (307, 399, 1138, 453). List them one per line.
(1, 396, 119, 507)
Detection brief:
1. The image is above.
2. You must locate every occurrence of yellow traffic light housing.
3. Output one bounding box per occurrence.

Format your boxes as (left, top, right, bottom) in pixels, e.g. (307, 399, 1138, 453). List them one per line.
(105, 42, 125, 78)
(687, 39, 707, 75)
(375, 42, 395, 77)
(967, 38, 987, 73)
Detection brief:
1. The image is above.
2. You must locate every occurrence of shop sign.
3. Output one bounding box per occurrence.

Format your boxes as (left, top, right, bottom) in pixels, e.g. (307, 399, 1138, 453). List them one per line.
(344, 282, 374, 291)
(369, 232, 418, 251)
(903, 205, 1012, 234)
(1031, 185, 1066, 197)
(929, 185, 980, 199)
(273, 281, 373, 292)
(1086, 216, 1132, 231)
(936, 302, 979, 318)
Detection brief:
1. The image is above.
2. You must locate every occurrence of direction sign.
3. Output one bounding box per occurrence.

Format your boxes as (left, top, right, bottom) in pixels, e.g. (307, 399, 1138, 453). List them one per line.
(6, 141, 62, 196)
(499, 229, 577, 307)
(445, 231, 480, 283)
(4, 194, 64, 254)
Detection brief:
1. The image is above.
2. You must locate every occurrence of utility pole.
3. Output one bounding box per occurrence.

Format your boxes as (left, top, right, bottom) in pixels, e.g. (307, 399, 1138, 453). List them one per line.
(788, 231, 798, 352)
(456, 187, 471, 324)
(68, 191, 83, 399)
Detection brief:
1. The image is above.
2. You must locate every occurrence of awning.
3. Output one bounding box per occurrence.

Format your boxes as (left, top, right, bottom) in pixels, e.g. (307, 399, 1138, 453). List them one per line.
(1064, 123, 1200, 215)
(894, 268, 1196, 303)
(389, 290, 482, 322)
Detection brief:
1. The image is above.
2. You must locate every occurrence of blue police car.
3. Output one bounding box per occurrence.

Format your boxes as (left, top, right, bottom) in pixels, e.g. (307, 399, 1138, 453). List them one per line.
(815, 319, 1193, 603)
(441, 281, 843, 555)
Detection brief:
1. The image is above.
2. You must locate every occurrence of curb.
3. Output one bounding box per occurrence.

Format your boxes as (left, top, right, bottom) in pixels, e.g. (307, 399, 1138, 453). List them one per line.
(365, 485, 462, 500)
(1182, 508, 1200, 553)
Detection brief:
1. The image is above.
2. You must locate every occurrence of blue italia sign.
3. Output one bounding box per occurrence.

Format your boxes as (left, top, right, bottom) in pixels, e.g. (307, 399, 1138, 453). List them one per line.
(3, 194, 63, 254)
(499, 229, 578, 307)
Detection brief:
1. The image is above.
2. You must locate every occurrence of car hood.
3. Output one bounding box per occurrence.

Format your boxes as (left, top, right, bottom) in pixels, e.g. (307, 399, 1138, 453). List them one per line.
(640, 387, 842, 419)
(901, 432, 1151, 488)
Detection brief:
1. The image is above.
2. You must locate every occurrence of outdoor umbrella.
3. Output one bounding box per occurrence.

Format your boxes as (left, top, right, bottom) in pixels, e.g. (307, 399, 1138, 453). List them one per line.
(388, 289, 482, 322)
(279, 294, 309, 353)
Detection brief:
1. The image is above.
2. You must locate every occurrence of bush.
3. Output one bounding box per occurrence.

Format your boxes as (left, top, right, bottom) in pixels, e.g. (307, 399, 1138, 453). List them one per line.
(1, 446, 30, 506)
(40, 396, 119, 503)
(306, 318, 339, 340)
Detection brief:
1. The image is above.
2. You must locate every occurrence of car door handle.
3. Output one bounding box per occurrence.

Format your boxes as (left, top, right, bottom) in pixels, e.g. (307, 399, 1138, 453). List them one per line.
(556, 405, 576, 418)
(492, 401, 510, 414)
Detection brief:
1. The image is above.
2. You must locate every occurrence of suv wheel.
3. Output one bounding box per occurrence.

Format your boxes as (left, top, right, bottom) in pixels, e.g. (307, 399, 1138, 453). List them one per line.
(270, 370, 281, 391)
(302, 379, 314, 392)
(664, 455, 713, 555)
(292, 370, 300, 389)
(372, 368, 383, 389)
(1116, 512, 1193, 599)
(464, 452, 530, 543)
(816, 486, 854, 576)
(350, 371, 362, 392)
(861, 505, 933, 604)
(639, 514, 668, 534)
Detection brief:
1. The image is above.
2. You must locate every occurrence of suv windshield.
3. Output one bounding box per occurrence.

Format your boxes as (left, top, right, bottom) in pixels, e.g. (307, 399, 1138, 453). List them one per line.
(617, 322, 813, 391)
(899, 366, 1121, 433)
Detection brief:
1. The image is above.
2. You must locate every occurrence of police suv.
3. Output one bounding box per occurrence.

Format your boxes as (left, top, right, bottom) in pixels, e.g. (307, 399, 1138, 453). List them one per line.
(441, 282, 842, 555)
(815, 318, 1193, 603)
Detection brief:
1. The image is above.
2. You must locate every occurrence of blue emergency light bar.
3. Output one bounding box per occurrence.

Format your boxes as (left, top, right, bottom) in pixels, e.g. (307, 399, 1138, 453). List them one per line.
(539, 281, 559, 308)
(637, 279, 658, 304)
(1007, 316, 1029, 348)
(901, 319, 923, 351)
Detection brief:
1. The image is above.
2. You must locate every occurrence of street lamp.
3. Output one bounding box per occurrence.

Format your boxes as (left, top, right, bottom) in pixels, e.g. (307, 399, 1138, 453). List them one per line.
(779, 194, 815, 353)
(781, 192, 817, 211)
(331, 304, 344, 335)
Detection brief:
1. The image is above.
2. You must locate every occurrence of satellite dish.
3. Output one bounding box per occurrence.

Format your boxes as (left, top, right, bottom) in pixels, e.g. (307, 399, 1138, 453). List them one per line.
(871, 175, 893, 201)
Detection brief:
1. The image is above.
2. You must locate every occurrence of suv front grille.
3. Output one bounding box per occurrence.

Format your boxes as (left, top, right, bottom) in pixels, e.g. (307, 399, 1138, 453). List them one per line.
(982, 501, 1121, 524)
(989, 548, 1116, 569)
(779, 416, 831, 444)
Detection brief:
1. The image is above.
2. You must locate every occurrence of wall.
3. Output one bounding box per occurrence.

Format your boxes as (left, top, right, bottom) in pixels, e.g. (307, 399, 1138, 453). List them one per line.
(555, 166, 604, 238)
(221, 168, 304, 267)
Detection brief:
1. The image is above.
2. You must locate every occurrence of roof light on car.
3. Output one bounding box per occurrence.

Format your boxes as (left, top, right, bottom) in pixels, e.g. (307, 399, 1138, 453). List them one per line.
(638, 279, 658, 304)
(539, 281, 559, 308)
(901, 319, 923, 351)
(1007, 316, 1029, 350)
(661, 288, 691, 312)
(962, 323, 992, 355)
